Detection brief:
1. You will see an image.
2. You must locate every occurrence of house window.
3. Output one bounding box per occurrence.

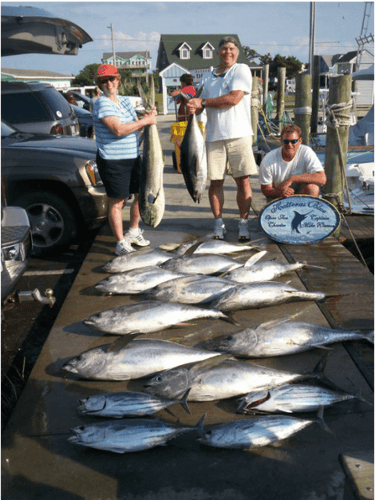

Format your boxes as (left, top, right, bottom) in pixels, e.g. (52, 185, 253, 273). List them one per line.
(181, 48, 190, 59)
(203, 49, 213, 59)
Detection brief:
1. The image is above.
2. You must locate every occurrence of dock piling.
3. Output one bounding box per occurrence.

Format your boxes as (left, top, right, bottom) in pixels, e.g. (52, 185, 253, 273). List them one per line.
(294, 72, 312, 145)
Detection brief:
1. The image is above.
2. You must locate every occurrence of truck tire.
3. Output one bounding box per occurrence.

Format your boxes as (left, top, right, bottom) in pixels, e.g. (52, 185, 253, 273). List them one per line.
(13, 191, 78, 255)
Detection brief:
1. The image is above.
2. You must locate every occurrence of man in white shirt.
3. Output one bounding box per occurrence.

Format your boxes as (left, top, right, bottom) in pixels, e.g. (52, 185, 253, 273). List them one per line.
(186, 36, 258, 242)
(259, 124, 327, 202)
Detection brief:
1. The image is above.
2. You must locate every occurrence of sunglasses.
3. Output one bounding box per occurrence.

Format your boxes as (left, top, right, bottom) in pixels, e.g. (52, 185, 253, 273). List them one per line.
(282, 139, 299, 145)
(100, 76, 117, 84)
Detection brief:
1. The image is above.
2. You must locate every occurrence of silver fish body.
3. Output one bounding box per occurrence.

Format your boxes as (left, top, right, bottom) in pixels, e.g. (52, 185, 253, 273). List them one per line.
(84, 300, 231, 335)
(144, 275, 237, 305)
(210, 322, 374, 358)
(160, 254, 243, 275)
(145, 357, 318, 401)
(210, 281, 326, 312)
(102, 249, 173, 274)
(179, 113, 207, 203)
(62, 337, 219, 381)
(69, 418, 192, 453)
(197, 415, 314, 449)
(77, 390, 189, 418)
(226, 261, 310, 283)
(139, 122, 165, 227)
(237, 384, 358, 414)
(95, 266, 186, 294)
(193, 240, 255, 255)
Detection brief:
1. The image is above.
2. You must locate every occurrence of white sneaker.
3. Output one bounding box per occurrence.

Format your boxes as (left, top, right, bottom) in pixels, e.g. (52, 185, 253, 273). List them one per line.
(115, 239, 135, 256)
(238, 219, 250, 242)
(213, 219, 226, 240)
(124, 228, 150, 247)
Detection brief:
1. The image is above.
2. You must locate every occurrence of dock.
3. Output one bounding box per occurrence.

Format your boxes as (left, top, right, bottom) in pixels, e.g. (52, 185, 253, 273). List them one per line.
(2, 115, 373, 500)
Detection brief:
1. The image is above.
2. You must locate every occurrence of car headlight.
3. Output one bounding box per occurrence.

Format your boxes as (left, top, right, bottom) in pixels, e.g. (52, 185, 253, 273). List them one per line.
(85, 160, 103, 187)
(2, 243, 25, 262)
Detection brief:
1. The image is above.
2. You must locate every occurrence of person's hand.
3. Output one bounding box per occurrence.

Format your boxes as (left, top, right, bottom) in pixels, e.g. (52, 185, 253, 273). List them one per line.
(276, 178, 295, 198)
(144, 108, 157, 126)
(186, 98, 202, 115)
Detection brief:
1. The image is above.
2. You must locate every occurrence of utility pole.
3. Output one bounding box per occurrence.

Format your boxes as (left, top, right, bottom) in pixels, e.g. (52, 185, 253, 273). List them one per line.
(309, 2, 315, 75)
(108, 23, 116, 66)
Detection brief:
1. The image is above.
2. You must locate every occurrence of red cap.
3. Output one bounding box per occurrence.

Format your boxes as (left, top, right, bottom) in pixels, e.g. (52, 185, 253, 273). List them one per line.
(97, 64, 118, 78)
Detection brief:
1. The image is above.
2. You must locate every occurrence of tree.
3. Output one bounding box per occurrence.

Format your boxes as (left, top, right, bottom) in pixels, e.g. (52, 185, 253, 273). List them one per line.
(259, 53, 272, 66)
(270, 54, 302, 79)
(71, 63, 100, 86)
(242, 46, 261, 63)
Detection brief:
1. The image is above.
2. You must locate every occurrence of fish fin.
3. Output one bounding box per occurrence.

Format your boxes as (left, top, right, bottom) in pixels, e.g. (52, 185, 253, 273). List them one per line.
(301, 262, 327, 271)
(311, 344, 335, 350)
(106, 335, 139, 352)
(195, 84, 204, 98)
(180, 241, 203, 257)
(179, 388, 191, 415)
(243, 250, 268, 268)
(190, 354, 231, 375)
(256, 316, 295, 331)
(365, 330, 374, 344)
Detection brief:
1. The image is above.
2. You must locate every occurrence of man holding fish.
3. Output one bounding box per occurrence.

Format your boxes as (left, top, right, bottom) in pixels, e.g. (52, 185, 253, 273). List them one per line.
(93, 64, 157, 256)
(186, 36, 258, 242)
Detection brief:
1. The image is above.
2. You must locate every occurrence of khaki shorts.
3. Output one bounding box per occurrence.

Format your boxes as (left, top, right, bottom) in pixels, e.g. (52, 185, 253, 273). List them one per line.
(206, 136, 258, 181)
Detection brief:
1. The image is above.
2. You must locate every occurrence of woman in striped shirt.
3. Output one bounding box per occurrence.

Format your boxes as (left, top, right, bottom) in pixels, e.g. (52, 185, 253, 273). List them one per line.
(93, 64, 157, 256)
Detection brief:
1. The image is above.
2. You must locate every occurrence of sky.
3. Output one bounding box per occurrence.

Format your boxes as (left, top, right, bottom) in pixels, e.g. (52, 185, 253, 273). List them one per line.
(1, 1, 374, 76)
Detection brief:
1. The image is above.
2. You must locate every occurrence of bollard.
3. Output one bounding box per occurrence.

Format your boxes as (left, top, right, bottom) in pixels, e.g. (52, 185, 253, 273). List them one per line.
(251, 77, 260, 146)
(322, 74, 352, 225)
(294, 72, 312, 145)
(276, 67, 286, 134)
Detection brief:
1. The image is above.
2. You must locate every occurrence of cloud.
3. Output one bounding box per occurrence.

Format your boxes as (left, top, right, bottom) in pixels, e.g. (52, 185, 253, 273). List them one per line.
(99, 30, 161, 53)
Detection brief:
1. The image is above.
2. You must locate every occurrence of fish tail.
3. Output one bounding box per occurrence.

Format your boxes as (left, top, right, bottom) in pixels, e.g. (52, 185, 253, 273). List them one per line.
(316, 407, 334, 435)
(195, 413, 206, 437)
(364, 330, 374, 344)
(220, 312, 240, 326)
(179, 389, 191, 415)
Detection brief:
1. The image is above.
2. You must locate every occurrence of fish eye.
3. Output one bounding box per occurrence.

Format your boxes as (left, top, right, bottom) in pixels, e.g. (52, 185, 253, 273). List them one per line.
(155, 376, 163, 382)
(206, 430, 212, 436)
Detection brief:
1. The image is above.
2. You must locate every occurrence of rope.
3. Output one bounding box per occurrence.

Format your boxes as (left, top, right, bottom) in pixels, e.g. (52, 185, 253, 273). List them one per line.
(294, 106, 312, 115)
(324, 100, 354, 214)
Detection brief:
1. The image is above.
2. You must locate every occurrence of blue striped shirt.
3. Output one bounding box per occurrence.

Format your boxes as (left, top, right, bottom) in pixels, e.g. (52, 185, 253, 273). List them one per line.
(93, 95, 139, 159)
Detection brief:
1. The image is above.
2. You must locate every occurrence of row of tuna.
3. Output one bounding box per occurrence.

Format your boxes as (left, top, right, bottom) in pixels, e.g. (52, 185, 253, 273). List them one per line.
(64, 238, 373, 453)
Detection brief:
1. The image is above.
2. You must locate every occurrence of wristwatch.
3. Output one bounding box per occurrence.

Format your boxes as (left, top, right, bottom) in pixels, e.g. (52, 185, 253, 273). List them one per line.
(201, 99, 206, 109)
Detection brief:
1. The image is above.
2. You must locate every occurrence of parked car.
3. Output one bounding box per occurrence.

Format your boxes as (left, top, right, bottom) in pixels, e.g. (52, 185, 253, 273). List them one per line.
(1, 120, 108, 255)
(65, 90, 92, 111)
(71, 104, 93, 138)
(1, 81, 80, 136)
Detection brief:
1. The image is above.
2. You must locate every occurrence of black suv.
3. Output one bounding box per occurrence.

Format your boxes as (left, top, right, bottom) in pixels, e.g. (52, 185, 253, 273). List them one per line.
(1, 81, 80, 136)
(2, 121, 108, 255)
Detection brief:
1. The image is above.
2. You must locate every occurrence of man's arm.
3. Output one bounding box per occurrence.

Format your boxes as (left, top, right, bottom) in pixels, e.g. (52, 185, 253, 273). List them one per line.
(186, 90, 245, 114)
(277, 171, 327, 192)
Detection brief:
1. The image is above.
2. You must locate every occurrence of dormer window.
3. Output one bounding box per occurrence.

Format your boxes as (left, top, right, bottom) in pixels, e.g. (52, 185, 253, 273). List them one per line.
(201, 42, 215, 60)
(178, 42, 192, 60)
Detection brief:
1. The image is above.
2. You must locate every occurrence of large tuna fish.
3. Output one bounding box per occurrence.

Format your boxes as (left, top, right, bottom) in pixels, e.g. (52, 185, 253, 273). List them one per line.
(84, 300, 234, 335)
(69, 417, 194, 453)
(95, 266, 187, 295)
(179, 111, 207, 203)
(139, 78, 165, 227)
(62, 337, 220, 381)
(210, 281, 326, 312)
(208, 319, 374, 358)
(77, 389, 190, 418)
(144, 354, 327, 401)
(144, 275, 237, 305)
(102, 248, 173, 274)
(196, 413, 325, 450)
(225, 259, 325, 284)
(160, 253, 255, 276)
(237, 384, 364, 414)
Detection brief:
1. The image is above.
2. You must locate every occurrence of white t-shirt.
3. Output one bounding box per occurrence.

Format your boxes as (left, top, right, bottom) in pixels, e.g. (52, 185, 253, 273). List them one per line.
(259, 144, 324, 187)
(200, 63, 252, 142)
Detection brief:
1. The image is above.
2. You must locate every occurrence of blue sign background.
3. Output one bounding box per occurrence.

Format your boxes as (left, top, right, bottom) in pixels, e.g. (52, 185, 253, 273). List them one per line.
(259, 195, 341, 245)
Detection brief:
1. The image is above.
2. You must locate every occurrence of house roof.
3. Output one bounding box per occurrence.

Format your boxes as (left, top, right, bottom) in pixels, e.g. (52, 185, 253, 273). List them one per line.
(157, 34, 251, 70)
(102, 51, 151, 60)
(1, 68, 73, 78)
(337, 51, 358, 63)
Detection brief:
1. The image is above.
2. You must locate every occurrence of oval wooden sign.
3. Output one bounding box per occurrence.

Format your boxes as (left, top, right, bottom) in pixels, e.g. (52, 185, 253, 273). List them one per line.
(259, 195, 341, 245)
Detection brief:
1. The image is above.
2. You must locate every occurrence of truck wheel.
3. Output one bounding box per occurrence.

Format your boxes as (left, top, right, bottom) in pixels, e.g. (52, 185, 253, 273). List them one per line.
(13, 192, 78, 255)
